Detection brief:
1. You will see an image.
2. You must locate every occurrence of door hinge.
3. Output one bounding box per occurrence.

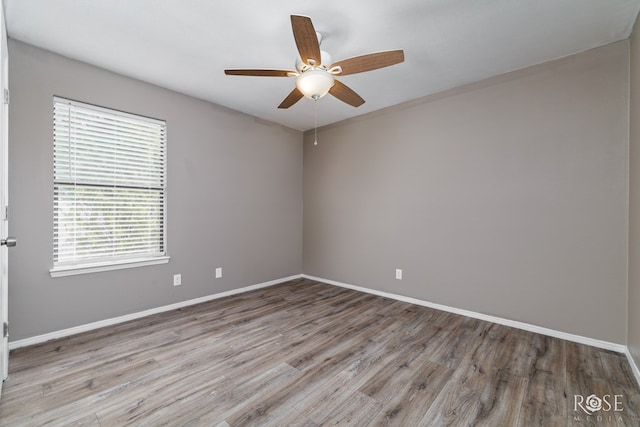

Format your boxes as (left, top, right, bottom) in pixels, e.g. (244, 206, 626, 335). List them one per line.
(3, 89, 8, 105)
(4, 205, 8, 221)
(2, 322, 7, 339)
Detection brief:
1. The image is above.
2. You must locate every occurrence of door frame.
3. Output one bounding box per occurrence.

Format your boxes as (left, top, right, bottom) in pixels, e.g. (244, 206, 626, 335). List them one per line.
(0, 0, 9, 392)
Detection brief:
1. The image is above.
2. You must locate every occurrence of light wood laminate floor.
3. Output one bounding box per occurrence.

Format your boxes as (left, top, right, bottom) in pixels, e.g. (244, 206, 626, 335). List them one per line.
(0, 278, 638, 426)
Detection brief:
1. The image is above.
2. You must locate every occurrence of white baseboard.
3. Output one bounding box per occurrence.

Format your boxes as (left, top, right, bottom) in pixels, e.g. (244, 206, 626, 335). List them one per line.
(625, 347, 640, 388)
(9, 272, 632, 361)
(302, 274, 627, 354)
(9, 274, 303, 350)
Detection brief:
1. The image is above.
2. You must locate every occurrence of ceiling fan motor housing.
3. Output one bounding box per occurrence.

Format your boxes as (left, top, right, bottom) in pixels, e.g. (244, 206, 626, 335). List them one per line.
(295, 50, 333, 72)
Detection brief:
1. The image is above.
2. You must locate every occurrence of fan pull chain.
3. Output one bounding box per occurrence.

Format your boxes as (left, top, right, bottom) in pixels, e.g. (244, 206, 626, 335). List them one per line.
(313, 97, 318, 146)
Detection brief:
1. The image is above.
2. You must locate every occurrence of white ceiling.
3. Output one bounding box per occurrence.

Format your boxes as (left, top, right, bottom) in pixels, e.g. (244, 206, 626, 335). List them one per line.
(5, 0, 640, 131)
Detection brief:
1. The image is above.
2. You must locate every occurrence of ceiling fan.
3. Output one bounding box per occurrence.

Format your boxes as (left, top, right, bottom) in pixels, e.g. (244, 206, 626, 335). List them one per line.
(225, 15, 405, 109)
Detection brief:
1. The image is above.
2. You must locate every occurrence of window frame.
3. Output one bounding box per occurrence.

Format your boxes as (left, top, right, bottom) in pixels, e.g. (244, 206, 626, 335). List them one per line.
(49, 97, 169, 278)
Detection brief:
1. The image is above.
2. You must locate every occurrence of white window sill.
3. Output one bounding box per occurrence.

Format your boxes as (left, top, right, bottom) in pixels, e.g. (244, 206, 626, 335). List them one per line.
(50, 256, 171, 278)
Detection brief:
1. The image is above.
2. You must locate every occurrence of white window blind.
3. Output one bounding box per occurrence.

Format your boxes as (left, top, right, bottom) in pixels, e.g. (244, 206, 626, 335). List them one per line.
(52, 97, 167, 271)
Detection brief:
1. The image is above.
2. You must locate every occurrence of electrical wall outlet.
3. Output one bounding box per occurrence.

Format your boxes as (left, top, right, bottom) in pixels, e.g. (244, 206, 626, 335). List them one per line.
(395, 269, 403, 280)
(215, 267, 222, 279)
(173, 274, 182, 286)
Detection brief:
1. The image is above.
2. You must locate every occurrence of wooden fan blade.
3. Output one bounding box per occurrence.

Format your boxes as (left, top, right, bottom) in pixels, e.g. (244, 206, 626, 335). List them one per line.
(291, 15, 321, 66)
(329, 80, 365, 107)
(278, 88, 304, 109)
(224, 69, 295, 77)
(331, 50, 405, 76)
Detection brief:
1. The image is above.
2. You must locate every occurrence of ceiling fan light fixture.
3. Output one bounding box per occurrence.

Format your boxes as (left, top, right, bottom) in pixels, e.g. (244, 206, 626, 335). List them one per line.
(224, 15, 404, 109)
(295, 69, 335, 100)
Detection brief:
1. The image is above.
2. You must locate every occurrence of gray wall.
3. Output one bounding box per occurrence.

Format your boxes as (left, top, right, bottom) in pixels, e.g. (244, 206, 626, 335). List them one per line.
(304, 41, 629, 344)
(8, 40, 303, 340)
(629, 17, 640, 369)
(7, 36, 633, 347)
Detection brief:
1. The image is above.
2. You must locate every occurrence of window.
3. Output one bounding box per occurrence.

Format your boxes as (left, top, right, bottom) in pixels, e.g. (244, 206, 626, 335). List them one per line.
(51, 97, 168, 277)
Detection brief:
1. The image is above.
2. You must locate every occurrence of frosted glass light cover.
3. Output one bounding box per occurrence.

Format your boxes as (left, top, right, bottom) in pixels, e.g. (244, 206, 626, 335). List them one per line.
(295, 70, 335, 100)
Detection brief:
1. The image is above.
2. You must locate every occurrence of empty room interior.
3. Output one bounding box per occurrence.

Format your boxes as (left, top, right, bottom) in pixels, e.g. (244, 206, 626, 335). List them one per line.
(1, 0, 640, 425)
